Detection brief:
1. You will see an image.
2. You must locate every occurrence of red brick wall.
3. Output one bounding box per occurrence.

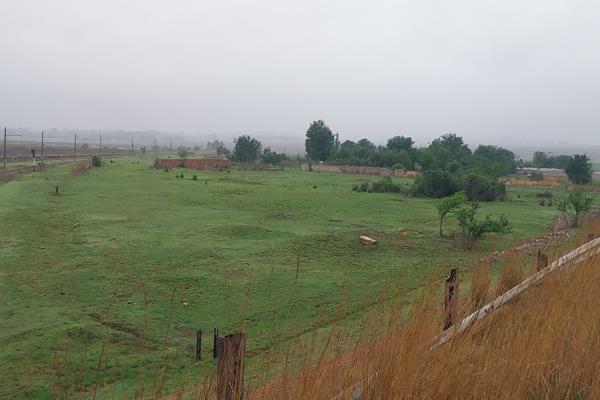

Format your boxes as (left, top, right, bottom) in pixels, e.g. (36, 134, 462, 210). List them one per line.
(157, 158, 231, 170)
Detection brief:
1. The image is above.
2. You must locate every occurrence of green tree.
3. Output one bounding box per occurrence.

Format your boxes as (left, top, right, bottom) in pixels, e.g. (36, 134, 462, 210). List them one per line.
(472, 145, 516, 177)
(177, 147, 189, 159)
(386, 135, 414, 153)
(558, 187, 594, 226)
(565, 154, 593, 184)
(454, 202, 511, 249)
(260, 147, 286, 165)
(436, 192, 466, 236)
(420, 133, 472, 172)
(232, 135, 262, 163)
(305, 120, 335, 161)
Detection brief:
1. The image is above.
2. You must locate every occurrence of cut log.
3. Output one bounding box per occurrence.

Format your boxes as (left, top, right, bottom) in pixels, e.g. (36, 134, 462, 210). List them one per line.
(359, 235, 377, 245)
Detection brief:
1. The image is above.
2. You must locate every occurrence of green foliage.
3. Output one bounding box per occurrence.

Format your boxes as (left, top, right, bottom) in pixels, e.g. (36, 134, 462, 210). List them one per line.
(531, 151, 571, 169)
(472, 145, 516, 177)
(91, 155, 102, 167)
(177, 147, 189, 159)
(192, 174, 198, 181)
(419, 133, 472, 172)
(454, 202, 511, 248)
(305, 120, 335, 161)
(436, 192, 467, 236)
(352, 176, 402, 193)
(217, 145, 231, 158)
(558, 187, 594, 226)
(232, 134, 262, 163)
(260, 147, 287, 165)
(462, 173, 506, 202)
(329, 135, 416, 169)
(412, 170, 459, 198)
(565, 154, 593, 184)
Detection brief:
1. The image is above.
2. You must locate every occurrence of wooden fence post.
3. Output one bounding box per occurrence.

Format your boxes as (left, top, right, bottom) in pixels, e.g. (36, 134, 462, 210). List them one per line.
(195, 330, 202, 361)
(217, 332, 246, 400)
(444, 268, 459, 330)
(536, 250, 549, 272)
(588, 233, 597, 242)
(213, 328, 224, 359)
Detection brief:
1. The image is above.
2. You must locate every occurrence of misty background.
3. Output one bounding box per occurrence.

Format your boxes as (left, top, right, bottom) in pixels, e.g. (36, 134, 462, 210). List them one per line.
(2, 0, 599, 158)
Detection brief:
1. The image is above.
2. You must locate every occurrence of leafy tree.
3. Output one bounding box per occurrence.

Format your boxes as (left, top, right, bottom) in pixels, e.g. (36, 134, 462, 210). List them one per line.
(558, 187, 594, 226)
(420, 133, 472, 172)
(140, 146, 147, 154)
(232, 135, 262, 163)
(260, 147, 287, 165)
(305, 120, 335, 161)
(472, 145, 516, 177)
(436, 192, 466, 236)
(531, 151, 571, 169)
(386, 136, 414, 152)
(177, 147, 189, 159)
(216, 145, 231, 158)
(565, 154, 593, 184)
(462, 173, 506, 202)
(454, 202, 511, 249)
(91, 155, 102, 167)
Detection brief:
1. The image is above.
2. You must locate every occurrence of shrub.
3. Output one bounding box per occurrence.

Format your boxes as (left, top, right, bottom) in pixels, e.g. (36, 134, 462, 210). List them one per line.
(180, 173, 184, 179)
(164, 167, 169, 172)
(536, 190, 553, 199)
(539, 199, 546, 206)
(558, 187, 594, 226)
(454, 202, 511, 249)
(565, 154, 593, 184)
(368, 176, 401, 193)
(462, 173, 506, 202)
(192, 174, 198, 181)
(412, 170, 459, 198)
(91, 155, 102, 167)
(352, 182, 370, 192)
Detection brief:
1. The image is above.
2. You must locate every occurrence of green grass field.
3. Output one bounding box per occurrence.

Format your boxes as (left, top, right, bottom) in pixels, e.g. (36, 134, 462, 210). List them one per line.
(0, 158, 593, 399)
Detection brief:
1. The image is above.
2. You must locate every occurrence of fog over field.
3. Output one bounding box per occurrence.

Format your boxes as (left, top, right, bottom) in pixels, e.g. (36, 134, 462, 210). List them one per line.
(2, 0, 599, 149)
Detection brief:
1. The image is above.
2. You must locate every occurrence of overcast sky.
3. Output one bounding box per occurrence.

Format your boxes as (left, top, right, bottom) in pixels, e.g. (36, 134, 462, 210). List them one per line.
(2, 0, 599, 145)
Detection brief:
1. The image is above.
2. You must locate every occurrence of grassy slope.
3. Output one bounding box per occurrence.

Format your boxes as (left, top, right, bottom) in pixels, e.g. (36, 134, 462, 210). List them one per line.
(0, 158, 580, 399)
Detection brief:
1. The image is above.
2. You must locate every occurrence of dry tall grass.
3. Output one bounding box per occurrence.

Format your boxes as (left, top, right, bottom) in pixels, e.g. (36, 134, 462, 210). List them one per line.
(249, 219, 600, 399)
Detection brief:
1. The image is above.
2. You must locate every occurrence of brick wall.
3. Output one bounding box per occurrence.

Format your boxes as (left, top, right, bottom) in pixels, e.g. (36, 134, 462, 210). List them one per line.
(156, 158, 231, 170)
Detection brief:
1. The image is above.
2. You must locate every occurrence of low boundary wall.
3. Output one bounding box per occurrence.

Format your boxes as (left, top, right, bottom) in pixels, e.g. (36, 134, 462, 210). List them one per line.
(301, 163, 417, 178)
(156, 158, 231, 170)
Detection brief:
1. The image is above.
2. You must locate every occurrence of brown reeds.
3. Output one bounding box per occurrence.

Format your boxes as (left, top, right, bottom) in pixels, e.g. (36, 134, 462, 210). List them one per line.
(250, 223, 600, 399)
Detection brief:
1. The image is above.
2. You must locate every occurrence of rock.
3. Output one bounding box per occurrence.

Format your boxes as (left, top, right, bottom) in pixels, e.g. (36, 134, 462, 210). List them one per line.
(397, 228, 408, 237)
(359, 235, 377, 245)
(72, 223, 80, 229)
(182, 299, 189, 306)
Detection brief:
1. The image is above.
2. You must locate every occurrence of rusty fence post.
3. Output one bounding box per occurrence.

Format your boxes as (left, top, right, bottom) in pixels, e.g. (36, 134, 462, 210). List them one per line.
(217, 332, 246, 400)
(195, 330, 202, 361)
(444, 268, 459, 330)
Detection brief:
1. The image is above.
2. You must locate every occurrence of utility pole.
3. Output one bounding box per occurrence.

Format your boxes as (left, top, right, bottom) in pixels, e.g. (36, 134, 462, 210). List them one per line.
(3, 127, 22, 170)
(41, 131, 56, 160)
(73, 133, 77, 161)
(99, 134, 102, 155)
(131, 138, 134, 154)
(170, 139, 173, 153)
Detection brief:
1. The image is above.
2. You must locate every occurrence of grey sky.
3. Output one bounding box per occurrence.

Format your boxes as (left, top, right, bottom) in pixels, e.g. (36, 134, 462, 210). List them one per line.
(2, 0, 599, 145)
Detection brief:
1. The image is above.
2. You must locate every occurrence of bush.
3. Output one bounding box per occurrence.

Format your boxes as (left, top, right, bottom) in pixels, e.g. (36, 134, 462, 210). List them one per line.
(536, 190, 553, 198)
(352, 182, 370, 192)
(164, 167, 169, 172)
(192, 174, 198, 181)
(91, 155, 102, 167)
(368, 176, 401, 193)
(412, 170, 459, 198)
(454, 202, 511, 249)
(462, 173, 506, 202)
